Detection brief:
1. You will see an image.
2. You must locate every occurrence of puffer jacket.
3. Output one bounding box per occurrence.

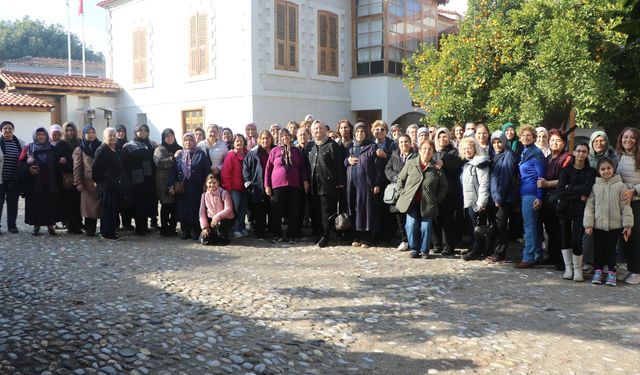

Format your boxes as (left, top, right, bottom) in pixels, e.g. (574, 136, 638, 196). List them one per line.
(583, 174, 634, 231)
(461, 154, 490, 211)
(395, 157, 448, 217)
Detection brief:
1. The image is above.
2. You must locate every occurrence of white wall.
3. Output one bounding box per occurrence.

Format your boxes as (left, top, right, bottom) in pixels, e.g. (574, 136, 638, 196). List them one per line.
(0, 111, 51, 143)
(350, 76, 417, 124)
(59, 95, 117, 138)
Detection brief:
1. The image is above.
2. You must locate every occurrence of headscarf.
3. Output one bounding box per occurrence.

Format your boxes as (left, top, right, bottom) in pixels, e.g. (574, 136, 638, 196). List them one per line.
(245, 122, 257, 149)
(115, 124, 128, 150)
(490, 130, 508, 153)
(134, 124, 152, 149)
(588, 130, 614, 168)
(63, 122, 80, 150)
(29, 127, 52, 166)
(463, 129, 475, 138)
(278, 128, 293, 169)
(434, 127, 451, 152)
(79, 125, 102, 158)
(501, 122, 520, 153)
(49, 124, 62, 146)
(352, 122, 372, 158)
(417, 127, 429, 139)
(161, 128, 182, 154)
(535, 126, 550, 156)
(182, 132, 196, 180)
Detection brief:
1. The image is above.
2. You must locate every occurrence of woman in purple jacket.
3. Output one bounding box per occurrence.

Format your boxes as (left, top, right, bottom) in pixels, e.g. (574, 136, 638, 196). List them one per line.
(264, 128, 309, 244)
(515, 125, 547, 268)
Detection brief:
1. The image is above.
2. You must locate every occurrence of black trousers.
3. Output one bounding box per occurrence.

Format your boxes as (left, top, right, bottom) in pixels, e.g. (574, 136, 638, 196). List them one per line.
(201, 218, 233, 245)
(593, 228, 622, 271)
(310, 193, 337, 239)
(540, 201, 561, 264)
(433, 202, 459, 250)
(270, 186, 301, 238)
(160, 203, 177, 234)
(395, 213, 408, 243)
(624, 201, 640, 273)
(252, 198, 271, 237)
(559, 217, 584, 255)
(100, 189, 118, 238)
(84, 217, 97, 235)
(492, 203, 513, 258)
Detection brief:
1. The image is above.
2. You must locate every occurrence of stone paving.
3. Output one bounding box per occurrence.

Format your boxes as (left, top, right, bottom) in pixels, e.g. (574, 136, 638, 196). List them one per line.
(2, 211, 640, 374)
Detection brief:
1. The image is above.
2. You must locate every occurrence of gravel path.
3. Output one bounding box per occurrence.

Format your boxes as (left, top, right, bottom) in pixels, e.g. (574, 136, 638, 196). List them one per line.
(2, 213, 640, 374)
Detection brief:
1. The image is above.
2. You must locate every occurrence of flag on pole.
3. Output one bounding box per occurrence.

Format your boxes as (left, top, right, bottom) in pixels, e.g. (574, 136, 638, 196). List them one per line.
(78, 0, 83, 16)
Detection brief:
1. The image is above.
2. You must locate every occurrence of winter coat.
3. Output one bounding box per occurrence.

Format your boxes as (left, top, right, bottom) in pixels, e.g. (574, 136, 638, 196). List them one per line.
(199, 187, 235, 229)
(434, 143, 462, 205)
(73, 146, 101, 219)
(153, 145, 176, 204)
(618, 154, 640, 198)
(169, 149, 211, 225)
(17, 144, 61, 225)
(555, 161, 595, 219)
(345, 141, 385, 231)
(221, 150, 246, 192)
(243, 145, 269, 203)
(395, 157, 448, 218)
(518, 145, 546, 199)
(308, 138, 345, 195)
(490, 149, 517, 205)
(385, 149, 417, 183)
(584, 174, 634, 231)
(92, 143, 128, 195)
(122, 139, 157, 218)
(461, 154, 491, 211)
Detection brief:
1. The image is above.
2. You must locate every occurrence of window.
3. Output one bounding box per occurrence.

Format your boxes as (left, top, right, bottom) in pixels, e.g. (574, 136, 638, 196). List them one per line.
(355, 18, 384, 76)
(182, 109, 204, 134)
(132, 27, 147, 83)
(189, 12, 209, 76)
(275, 0, 298, 71)
(318, 11, 338, 76)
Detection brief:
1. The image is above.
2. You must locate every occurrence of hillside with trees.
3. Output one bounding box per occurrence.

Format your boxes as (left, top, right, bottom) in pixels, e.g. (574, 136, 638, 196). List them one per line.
(0, 16, 103, 62)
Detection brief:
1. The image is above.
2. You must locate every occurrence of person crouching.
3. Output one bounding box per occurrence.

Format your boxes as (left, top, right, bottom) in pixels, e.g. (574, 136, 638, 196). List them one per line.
(199, 173, 235, 245)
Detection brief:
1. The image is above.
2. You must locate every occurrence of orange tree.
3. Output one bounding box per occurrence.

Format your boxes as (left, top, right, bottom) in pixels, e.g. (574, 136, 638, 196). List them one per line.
(403, 0, 638, 129)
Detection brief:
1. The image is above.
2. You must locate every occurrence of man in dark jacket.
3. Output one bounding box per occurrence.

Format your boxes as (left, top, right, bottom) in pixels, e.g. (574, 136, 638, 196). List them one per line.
(308, 120, 345, 247)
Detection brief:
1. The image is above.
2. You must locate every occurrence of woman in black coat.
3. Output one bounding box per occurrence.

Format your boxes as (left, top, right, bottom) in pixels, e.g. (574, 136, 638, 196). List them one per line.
(121, 124, 156, 235)
(169, 132, 211, 240)
(243, 130, 273, 237)
(432, 128, 463, 255)
(51, 124, 82, 234)
(92, 127, 130, 240)
(385, 135, 417, 251)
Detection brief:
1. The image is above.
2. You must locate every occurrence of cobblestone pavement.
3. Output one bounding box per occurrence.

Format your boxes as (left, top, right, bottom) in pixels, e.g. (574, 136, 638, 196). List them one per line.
(2, 215, 640, 374)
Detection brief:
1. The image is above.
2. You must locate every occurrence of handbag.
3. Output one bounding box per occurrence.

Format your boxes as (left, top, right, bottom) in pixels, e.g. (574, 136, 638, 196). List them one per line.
(330, 200, 351, 232)
(174, 181, 185, 195)
(62, 172, 74, 189)
(383, 183, 398, 204)
(474, 211, 494, 237)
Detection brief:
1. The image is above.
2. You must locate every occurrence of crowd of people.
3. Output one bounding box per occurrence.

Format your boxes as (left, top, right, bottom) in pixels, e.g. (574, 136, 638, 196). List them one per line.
(0, 117, 638, 286)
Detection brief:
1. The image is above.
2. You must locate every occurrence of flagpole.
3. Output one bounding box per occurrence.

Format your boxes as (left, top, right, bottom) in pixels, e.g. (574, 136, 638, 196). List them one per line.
(67, 0, 72, 75)
(81, 6, 86, 77)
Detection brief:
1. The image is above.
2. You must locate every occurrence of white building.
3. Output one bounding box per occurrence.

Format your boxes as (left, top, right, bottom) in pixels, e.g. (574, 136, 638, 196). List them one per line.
(98, 0, 457, 138)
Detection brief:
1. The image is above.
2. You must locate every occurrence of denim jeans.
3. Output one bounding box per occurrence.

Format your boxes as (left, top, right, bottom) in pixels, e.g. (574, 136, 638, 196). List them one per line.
(0, 181, 19, 229)
(405, 203, 433, 254)
(521, 195, 541, 263)
(231, 190, 247, 233)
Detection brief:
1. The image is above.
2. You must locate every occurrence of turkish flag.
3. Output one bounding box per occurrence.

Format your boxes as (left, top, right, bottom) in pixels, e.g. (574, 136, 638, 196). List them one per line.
(78, 0, 83, 15)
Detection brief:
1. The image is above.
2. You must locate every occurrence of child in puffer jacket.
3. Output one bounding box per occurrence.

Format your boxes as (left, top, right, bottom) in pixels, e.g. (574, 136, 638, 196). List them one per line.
(584, 158, 634, 286)
(199, 174, 235, 245)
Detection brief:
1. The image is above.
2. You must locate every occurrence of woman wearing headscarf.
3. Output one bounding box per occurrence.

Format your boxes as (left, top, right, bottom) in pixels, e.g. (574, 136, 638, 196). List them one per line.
(50, 125, 79, 233)
(245, 122, 258, 150)
(385, 135, 417, 251)
(114, 124, 128, 155)
(243, 130, 273, 238)
(114, 124, 133, 230)
(345, 122, 385, 248)
(588, 130, 619, 170)
(535, 127, 551, 157)
(154, 128, 182, 236)
(432, 127, 463, 255)
(501, 122, 523, 158)
(170, 132, 211, 240)
(121, 124, 156, 235)
(72, 125, 102, 236)
(264, 128, 309, 244)
(17, 127, 62, 235)
(92, 127, 129, 240)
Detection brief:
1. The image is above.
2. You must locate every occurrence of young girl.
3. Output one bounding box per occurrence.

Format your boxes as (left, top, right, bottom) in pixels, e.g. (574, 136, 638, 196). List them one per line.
(199, 174, 235, 245)
(584, 158, 634, 286)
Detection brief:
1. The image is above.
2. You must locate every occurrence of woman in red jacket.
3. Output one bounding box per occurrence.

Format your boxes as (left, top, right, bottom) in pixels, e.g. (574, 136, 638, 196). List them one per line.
(221, 134, 248, 238)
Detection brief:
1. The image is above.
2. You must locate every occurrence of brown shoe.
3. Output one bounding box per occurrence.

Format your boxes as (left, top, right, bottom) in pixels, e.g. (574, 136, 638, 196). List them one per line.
(514, 262, 535, 269)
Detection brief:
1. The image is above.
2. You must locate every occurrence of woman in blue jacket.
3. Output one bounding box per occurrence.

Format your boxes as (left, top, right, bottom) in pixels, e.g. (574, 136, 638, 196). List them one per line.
(488, 131, 517, 262)
(515, 125, 547, 268)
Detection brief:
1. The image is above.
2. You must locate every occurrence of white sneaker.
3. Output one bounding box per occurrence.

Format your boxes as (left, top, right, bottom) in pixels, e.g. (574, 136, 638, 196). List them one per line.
(232, 231, 243, 239)
(397, 242, 409, 251)
(625, 273, 640, 285)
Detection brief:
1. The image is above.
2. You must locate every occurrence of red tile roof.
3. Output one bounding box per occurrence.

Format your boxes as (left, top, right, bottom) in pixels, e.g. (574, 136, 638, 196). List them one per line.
(0, 92, 54, 109)
(0, 70, 120, 92)
(97, 0, 125, 7)
(2, 56, 105, 71)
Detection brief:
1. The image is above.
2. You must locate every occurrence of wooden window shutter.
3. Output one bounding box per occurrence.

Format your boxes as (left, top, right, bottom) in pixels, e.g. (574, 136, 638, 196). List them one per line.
(318, 12, 327, 75)
(275, 1, 287, 70)
(139, 29, 147, 81)
(189, 15, 198, 76)
(133, 28, 147, 83)
(132, 30, 139, 82)
(328, 13, 338, 75)
(286, 2, 297, 70)
(197, 13, 209, 75)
